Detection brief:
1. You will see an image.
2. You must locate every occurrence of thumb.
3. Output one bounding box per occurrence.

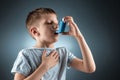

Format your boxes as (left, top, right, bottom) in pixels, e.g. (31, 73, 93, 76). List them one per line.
(61, 32, 70, 35)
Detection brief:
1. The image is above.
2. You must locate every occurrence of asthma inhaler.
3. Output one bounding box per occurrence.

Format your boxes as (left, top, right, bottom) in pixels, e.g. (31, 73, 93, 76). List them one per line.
(56, 19, 66, 33)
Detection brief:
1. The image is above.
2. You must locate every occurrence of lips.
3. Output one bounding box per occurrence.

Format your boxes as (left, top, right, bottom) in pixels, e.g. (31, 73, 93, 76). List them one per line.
(50, 28, 59, 36)
(53, 31, 59, 36)
(54, 31, 58, 34)
(54, 32, 59, 35)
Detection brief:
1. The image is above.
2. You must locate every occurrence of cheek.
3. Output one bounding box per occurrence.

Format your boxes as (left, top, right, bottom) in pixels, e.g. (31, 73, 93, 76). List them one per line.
(40, 30, 52, 39)
(43, 27, 51, 33)
(40, 28, 50, 35)
(39, 27, 53, 39)
(44, 28, 53, 36)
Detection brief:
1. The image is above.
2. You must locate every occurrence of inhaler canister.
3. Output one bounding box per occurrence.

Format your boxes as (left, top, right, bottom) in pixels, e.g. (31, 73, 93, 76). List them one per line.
(56, 19, 66, 33)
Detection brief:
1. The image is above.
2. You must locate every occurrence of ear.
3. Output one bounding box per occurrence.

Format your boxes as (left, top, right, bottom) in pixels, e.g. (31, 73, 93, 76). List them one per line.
(30, 27, 40, 37)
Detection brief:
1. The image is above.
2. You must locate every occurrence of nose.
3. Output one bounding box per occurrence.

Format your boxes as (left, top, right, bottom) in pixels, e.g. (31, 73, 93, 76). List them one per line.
(55, 24, 59, 30)
(52, 24, 59, 30)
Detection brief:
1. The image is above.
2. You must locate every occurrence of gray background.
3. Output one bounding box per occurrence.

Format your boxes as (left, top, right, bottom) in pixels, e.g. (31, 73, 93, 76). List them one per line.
(0, 0, 120, 80)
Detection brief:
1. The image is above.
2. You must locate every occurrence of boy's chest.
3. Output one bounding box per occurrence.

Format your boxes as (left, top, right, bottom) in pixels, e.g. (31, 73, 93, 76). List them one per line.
(30, 56, 65, 80)
(28, 51, 67, 71)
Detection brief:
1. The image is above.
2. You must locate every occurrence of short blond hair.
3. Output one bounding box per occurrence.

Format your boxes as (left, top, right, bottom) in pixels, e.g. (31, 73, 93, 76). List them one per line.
(26, 7, 56, 29)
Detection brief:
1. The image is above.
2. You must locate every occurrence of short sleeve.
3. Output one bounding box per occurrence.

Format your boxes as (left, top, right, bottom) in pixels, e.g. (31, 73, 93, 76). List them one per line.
(11, 50, 31, 77)
(67, 49, 76, 69)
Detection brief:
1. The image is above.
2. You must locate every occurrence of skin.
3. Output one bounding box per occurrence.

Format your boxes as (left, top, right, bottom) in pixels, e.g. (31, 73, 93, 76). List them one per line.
(14, 14, 96, 80)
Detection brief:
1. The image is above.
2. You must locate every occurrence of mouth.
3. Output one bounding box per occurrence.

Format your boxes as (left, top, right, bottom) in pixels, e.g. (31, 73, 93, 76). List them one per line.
(54, 31, 59, 36)
(54, 32, 59, 35)
(51, 29, 59, 36)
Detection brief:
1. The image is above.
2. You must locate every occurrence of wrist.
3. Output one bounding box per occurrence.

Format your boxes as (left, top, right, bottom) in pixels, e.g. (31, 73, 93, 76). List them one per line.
(75, 33, 84, 40)
(40, 63, 49, 71)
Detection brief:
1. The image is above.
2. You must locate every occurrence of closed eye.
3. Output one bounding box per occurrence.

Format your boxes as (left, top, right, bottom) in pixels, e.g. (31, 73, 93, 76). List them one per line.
(45, 21, 53, 25)
(45, 21, 58, 27)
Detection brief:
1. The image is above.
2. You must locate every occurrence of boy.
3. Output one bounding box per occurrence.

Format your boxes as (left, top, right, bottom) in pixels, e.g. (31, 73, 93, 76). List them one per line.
(11, 8, 96, 80)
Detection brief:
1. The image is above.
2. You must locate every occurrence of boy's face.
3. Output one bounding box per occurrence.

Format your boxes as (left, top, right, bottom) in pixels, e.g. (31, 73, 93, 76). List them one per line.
(36, 13, 59, 44)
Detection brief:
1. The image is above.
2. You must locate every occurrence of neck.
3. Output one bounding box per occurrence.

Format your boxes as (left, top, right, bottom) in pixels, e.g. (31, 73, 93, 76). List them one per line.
(33, 41, 55, 48)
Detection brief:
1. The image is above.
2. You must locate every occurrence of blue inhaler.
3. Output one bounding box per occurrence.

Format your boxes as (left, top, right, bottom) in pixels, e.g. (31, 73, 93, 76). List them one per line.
(55, 19, 66, 33)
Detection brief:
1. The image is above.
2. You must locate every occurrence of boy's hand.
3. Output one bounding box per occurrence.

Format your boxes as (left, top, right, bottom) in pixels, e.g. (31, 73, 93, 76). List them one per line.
(41, 50, 59, 70)
(62, 16, 82, 38)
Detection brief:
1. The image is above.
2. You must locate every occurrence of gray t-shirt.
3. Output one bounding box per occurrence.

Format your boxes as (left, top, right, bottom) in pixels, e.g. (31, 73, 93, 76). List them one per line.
(11, 47, 76, 80)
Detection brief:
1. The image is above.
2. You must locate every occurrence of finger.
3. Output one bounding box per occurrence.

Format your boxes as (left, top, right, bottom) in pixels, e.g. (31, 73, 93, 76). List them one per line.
(64, 16, 73, 22)
(55, 55, 59, 61)
(64, 16, 72, 19)
(55, 53, 59, 59)
(53, 52, 58, 57)
(50, 50, 56, 56)
(61, 32, 70, 35)
(42, 49, 46, 57)
(52, 51, 58, 57)
(65, 20, 74, 24)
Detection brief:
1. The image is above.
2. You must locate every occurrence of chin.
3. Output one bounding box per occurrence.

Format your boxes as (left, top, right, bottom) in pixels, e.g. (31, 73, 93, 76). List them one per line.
(50, 38, 59, 43)
(53, 38, 59, 43)
(46, 36, 59, 44)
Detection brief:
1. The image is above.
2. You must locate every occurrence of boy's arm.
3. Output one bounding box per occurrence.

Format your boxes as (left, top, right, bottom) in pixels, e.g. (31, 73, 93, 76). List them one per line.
(14, 63, 48, 80)
(14, 50, 59, 80)
(70, 36, 96, 73)
(63, 16, 96, 73)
